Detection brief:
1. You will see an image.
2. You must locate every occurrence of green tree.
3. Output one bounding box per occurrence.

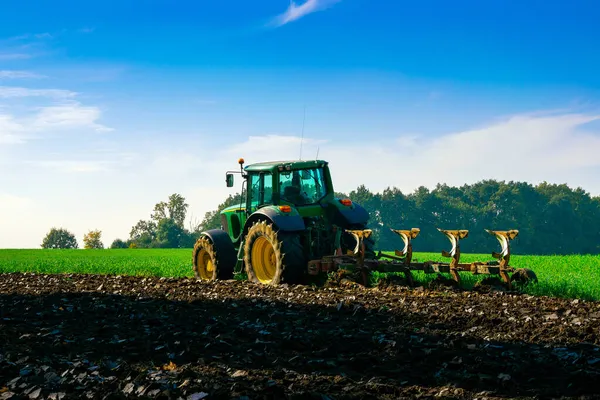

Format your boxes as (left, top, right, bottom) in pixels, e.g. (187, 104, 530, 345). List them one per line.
(155, 218, 185, 248)
(83, 230, 104, 249)
(110, 238, 129, 249)
(129, 219, 157, 248)
(128, 193, 195, 248)
(41, 228, 78, 249)
(151, 193, 189, 228)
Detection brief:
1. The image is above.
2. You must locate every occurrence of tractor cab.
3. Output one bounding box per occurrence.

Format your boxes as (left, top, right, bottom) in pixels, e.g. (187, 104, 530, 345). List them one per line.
(225, 159, 334, 217)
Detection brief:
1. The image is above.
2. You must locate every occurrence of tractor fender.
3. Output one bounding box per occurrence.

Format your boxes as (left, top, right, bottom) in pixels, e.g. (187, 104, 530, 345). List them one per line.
(243, 205, 305, 235)
(331, 201, 370, 227)
(200, 228, 235, 247)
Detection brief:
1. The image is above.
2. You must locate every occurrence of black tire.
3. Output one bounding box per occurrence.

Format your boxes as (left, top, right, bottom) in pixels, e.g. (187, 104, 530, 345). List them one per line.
(243, 220, 306, 285)
(192, 229, 236, 281)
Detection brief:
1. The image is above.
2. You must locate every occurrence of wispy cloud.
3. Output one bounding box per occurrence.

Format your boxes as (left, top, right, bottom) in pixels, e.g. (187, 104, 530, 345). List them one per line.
(0, 86, 76, 99)
(32, 103, 113, 132)
(78, 27, 95, 34)
(0, 102, 113, 146)
(0, 31, 57, 61)
(270, 0, 342, 27)
(0, 53, 32, 60)
(7, 32, 54, 41)
(0, 70, 46, 79)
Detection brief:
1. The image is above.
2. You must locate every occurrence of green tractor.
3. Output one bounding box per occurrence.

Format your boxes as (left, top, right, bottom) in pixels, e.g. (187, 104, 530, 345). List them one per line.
(192, 158, 375, 285)
(192, 158, 537, 289)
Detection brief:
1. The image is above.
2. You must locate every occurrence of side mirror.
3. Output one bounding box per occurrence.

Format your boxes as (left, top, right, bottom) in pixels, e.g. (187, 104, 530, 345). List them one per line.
(226, 173, 234, 187)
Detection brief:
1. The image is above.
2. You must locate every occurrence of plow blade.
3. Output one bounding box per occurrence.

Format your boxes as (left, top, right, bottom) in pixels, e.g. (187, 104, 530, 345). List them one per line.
(308, 226, 537, 290)
(390, 228, 420, 264)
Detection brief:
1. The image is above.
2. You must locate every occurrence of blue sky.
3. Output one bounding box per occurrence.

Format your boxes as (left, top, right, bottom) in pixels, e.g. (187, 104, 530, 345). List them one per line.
(1, 0, 600, 248)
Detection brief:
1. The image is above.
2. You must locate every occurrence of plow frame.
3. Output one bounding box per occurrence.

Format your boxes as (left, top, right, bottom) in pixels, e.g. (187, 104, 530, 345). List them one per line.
(306, 226, 535, 289)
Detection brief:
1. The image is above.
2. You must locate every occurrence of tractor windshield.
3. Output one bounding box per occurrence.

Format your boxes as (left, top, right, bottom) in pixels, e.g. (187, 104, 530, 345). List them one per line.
(280, 167, 327, 206)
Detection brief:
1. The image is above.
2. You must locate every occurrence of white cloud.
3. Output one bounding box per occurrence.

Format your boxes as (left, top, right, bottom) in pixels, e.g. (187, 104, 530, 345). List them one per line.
(31, 103, 113, 132)
(0, 71, 45, 79)
(323, 113, 600, 195)
(225, 134, 328, 159)
(0, 101, 112, 145)
(0, 86, 76, 99)
(270, 0, 342, 27)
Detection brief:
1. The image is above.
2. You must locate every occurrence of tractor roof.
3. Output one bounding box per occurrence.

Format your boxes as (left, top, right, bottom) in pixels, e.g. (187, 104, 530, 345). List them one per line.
(244, 159, 328, 173)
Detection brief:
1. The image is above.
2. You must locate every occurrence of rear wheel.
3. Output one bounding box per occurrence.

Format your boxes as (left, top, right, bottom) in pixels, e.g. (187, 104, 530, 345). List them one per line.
(192, 230, 236, 281)
(243, 220, 306, 285)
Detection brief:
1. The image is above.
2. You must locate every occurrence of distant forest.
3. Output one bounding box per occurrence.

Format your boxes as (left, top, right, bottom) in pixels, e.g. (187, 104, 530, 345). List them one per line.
(202, 180, 600, 256)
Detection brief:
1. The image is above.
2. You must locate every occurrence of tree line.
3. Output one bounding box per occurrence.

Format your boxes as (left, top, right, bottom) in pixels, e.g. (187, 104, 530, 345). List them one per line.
(343, 180, 600, 255)
(40, 194, 204, 250)
(40, 180, 600, 255)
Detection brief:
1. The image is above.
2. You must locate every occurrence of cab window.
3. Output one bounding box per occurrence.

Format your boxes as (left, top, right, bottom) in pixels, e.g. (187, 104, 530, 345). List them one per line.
(248, 172, 273, 212)
(280, 168, 327, 205)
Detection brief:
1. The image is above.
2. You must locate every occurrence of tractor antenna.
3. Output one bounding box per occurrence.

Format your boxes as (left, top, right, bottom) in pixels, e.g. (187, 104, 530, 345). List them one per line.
(299, 104, 306, 160)
(315, 146, 319, 159)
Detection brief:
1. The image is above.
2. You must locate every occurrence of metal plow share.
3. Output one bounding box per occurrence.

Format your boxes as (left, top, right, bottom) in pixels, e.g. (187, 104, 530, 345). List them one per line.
(307, 228, 538, 290)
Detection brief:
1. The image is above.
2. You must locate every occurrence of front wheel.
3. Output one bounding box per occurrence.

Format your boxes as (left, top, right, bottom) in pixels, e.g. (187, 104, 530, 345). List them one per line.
(243, 220, 306, 285)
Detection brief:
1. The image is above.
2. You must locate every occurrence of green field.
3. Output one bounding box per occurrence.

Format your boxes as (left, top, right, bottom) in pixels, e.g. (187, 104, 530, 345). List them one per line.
(1, 249, 599, 300)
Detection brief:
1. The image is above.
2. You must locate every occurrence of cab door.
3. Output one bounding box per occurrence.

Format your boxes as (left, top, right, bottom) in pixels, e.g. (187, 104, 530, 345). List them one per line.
(247, 172, 273, 214)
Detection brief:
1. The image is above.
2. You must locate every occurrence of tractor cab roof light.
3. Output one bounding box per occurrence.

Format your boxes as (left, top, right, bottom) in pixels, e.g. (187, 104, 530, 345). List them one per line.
(340, 199, 352, 206)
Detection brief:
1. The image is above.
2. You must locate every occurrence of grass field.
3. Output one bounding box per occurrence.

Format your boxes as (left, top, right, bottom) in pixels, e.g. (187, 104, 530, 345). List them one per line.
(1, 249, 599, 300)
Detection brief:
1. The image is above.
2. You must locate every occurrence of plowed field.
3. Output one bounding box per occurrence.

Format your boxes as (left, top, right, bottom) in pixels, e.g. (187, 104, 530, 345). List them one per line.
(1, 273, 599, 399)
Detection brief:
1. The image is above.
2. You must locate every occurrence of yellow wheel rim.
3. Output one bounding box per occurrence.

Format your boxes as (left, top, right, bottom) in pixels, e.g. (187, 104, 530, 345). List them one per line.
(251, 236, 277, 284)
(197, 248, 214, 280)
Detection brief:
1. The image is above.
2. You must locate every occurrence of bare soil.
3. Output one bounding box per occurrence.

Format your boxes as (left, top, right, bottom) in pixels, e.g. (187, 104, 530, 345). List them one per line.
(1, 272, 600, 399)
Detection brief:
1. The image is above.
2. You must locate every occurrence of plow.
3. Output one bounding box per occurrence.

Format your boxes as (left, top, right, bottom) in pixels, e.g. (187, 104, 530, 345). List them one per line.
(192, 157, 537, 291)
(308, 226, 537, 289)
